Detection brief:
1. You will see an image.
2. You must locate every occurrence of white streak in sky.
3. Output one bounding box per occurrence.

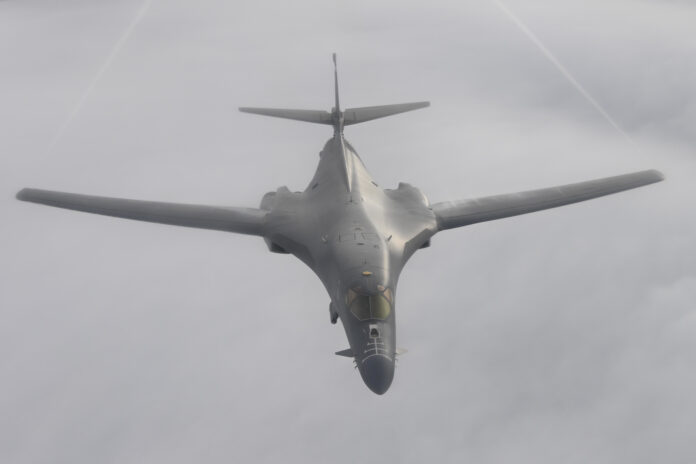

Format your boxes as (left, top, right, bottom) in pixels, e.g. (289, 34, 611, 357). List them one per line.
(47, 0, 153, 152)
(491, 0, 633, 144)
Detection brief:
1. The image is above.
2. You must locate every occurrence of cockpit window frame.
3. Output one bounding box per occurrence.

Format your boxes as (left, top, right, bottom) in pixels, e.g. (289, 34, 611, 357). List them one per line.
(347, 287, 393, 321)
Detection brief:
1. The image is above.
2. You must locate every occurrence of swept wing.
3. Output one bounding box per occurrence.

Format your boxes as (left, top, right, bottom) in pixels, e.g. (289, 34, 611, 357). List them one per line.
(16, 188, 266, 235)
(431, 169, 664, 231)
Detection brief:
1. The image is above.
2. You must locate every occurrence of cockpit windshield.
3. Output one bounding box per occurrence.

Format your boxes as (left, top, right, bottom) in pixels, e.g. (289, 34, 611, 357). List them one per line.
(347, 287, 393, 320)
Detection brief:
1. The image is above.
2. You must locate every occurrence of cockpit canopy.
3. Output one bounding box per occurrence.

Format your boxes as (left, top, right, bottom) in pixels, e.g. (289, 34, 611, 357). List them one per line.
(346, 286, 393, 320)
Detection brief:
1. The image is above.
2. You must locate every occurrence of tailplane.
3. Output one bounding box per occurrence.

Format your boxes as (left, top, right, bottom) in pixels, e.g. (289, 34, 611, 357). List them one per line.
(343, 102, 430, 125)
(238, 107, 332, 124)
(239, 54, 429, 132)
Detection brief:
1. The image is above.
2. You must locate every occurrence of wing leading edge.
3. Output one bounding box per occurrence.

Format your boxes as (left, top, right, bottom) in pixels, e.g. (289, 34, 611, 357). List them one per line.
(16, 188, 267, 236)
(431, 169, 664, 231)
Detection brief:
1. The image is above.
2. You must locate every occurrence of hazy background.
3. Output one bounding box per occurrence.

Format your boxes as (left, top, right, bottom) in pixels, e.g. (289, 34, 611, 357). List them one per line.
(1, 0, 694, 462)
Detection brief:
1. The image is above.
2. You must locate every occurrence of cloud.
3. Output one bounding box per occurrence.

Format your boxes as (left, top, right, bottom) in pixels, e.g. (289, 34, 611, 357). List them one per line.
(1, 1, 694, 463)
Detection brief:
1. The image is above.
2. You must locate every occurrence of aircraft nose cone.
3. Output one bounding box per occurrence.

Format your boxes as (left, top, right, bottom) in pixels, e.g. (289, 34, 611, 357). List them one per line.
(359, 355, 394, 395)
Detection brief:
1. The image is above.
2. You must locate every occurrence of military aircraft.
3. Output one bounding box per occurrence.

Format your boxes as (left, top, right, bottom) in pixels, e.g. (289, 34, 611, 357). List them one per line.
(17, 54, 664, 394)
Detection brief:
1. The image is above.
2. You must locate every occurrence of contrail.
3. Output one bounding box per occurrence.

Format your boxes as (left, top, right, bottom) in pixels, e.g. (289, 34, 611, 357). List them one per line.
(490, 0, 633, 143)
(47, 0, 153, 152)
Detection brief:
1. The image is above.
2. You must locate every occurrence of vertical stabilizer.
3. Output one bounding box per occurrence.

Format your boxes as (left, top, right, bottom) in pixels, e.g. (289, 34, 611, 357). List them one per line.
(332, 53, 344, 136)
(332, 53, 340, 113)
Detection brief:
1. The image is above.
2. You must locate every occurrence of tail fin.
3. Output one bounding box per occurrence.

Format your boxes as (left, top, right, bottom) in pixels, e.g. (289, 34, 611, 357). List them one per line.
(332, 52, 340, 114)
(238, 54, 429, 131)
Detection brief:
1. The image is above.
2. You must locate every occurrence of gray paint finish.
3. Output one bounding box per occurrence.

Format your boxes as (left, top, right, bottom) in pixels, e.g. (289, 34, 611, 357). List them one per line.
(16, 57, 664, 395)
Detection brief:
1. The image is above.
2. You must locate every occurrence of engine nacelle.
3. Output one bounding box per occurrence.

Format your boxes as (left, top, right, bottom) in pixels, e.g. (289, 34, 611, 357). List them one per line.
(385, 182, 430, 207)
(259, 191, 277, 211)
(264, 239, 290, 254)
(261, 187, 296, 254)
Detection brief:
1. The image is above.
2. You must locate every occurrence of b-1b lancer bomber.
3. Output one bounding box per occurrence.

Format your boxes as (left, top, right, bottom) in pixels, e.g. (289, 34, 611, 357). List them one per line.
(17, 55, 664, 394)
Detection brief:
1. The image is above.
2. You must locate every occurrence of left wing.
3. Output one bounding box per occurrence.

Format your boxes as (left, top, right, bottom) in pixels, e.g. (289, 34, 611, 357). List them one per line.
(16, 188, 267, 236)
(431, 169, 664, 231)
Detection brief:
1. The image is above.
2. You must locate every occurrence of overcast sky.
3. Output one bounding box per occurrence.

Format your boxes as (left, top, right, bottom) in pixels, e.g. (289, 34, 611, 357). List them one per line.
(1, 0, 695, 463)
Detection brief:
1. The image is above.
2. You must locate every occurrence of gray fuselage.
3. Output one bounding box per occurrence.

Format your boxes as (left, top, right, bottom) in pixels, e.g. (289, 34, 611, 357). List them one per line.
(260, 134, 437, 394)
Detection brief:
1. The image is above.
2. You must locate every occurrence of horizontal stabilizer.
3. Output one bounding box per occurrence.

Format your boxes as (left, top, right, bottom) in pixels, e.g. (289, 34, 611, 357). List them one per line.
(335, 349, 354, 357)
(239, 57, 429, 133)
(343, 102, 430, 125)
(238, 107, 332, 125)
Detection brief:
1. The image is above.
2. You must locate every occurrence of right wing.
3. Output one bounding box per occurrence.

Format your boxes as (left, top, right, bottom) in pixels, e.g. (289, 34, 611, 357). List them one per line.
(431, 169, 664, 231)
(16, 188, 267, 236)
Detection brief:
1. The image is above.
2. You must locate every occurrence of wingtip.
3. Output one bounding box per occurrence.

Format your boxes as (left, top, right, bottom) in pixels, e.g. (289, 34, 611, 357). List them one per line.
(16, 188, 31, 201)
(638, 169, 665, 184)
(650, 169, 666, 182)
